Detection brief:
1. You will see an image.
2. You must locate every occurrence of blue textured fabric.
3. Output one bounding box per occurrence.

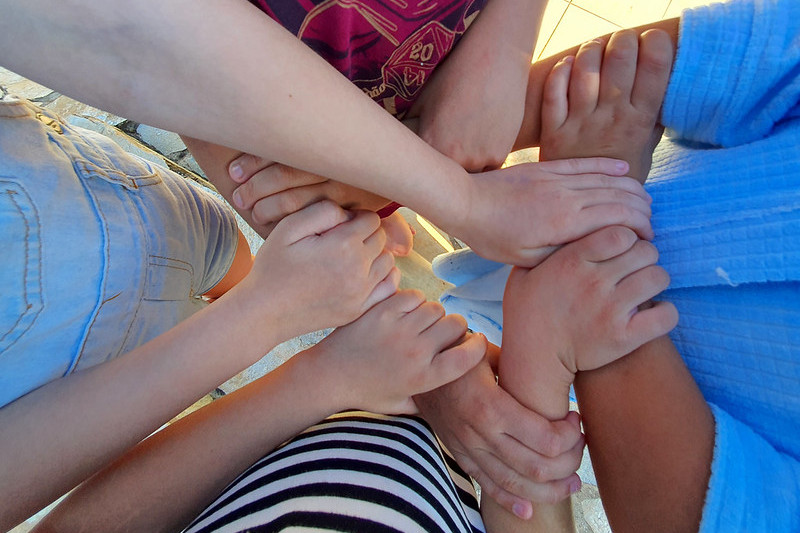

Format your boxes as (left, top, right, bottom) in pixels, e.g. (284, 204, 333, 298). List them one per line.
(654, 1, 800, 530)
(433, 0, 800, 529)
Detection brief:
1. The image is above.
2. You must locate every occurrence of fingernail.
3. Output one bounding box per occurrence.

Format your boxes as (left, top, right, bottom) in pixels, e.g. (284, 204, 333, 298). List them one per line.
(232, 189, 243, 209)
(230, 162, 244, 182)
(512, 502, 532, 520)
(616, 161, 630, 173)
(570, 478, 582, 495)
(561, 55, 574, 64)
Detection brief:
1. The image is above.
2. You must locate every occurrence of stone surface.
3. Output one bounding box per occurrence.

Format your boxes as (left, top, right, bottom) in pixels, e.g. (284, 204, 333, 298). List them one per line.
(136, 123, 188, 156)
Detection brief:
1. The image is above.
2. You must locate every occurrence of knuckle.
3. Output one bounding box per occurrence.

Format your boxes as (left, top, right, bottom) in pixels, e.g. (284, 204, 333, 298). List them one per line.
(635, 239, 659, 264)
(524, 461, 547, 483)
(497, 472, 524, 496)
(275, 190, 307, 215)
(251, 202, 272, 225)
(605, 225, 636, 250)
(538, 429, 564, 458)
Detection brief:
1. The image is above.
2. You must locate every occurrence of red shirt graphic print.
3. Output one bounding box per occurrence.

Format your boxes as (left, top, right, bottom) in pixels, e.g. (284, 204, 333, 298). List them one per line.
(249, 0, 487, 117)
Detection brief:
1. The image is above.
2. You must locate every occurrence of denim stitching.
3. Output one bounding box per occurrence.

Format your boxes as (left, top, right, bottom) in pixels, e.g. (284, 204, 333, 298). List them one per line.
(67, 168, 114, 375)
(147, 255, 196, 298)
(0, 182, 44, 352)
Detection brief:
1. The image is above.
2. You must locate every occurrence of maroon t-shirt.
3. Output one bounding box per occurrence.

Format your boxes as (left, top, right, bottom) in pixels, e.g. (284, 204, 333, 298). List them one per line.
(249, 0, 487, 118)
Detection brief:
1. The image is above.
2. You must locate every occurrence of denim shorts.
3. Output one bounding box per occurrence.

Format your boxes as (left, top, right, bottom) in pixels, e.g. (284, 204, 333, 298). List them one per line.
(0, 94, 238, 408)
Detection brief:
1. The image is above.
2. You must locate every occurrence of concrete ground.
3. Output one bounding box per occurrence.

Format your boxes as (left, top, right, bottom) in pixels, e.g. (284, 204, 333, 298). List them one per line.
(3, 1, 716, 531)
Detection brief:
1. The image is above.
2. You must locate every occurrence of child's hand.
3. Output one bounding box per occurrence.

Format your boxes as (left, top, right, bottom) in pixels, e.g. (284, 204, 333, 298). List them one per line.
(235, 200, 400, 341)
(415, 355, 585, 516)
(313, 290, 486, 415)
(540, 30, 674, 182)
(501, 225, 678, 391)
(456, 158, 653, 267)
(228, 154, 391, 236)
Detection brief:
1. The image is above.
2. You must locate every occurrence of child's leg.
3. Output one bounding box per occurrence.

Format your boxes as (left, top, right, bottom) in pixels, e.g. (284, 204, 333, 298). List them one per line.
(539, 29, 673, 181)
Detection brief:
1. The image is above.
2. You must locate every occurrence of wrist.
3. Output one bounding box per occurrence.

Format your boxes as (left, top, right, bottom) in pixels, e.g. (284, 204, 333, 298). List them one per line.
(293, 342, 352, 414)
(498, 338, 575, 421)
(424, 164, 474, 240)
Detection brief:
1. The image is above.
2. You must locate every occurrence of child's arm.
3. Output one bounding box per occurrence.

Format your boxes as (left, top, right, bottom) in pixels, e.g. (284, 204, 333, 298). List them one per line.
(572, 337, 714, 533)
(480, 226, 677, 531)
(0, 0, 652, 267)
(32, 291, 486, 533)
(0, 201, 399, 532)
(409, 0, 546, 171)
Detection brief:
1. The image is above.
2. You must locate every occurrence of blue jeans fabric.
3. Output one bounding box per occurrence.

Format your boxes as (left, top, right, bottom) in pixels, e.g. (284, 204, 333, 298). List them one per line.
(0, 94, 238, 408)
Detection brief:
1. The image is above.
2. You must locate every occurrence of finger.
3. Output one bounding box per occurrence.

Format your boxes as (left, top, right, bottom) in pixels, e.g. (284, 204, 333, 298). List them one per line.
(489, 426, 584, 483)
(516, 244, 561, 268)
(326, 209, 382, 242)
(403, 301, 448, 334)
(541, 56, 574, 134)
(362, 267, 402, 313)
(599, 29, 638, 105)
(424, 332, 486, 392)
(569, 39, 604, 115)
(580, 187, 652, 218)
(377, 288, 426, 314)
(367, 250, 396, 289)
(228, 153, 272, 184)
(565, 175, 651, 204)
(564, 225, 638, 265)
(602, 239, 660, 282)
(631, 29, 675, 112)
(538, 157, 629, 177)
(494, 388, 584, 459)
(249, 183, 330, 225)
(234, 165, 327, 208)
(471, 448, 581, 507)
(279, 200, 350, 244)
(616, 264, 672, 312)
(468, 463, 534, 520)
(422, 313, 470, 352)
(627, 301, 679, 349)
(579, 203, 654, 241)
(363, 224, 388, 259)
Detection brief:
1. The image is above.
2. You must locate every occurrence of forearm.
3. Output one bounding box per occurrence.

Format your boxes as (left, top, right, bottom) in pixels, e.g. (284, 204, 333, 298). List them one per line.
(573, 336, 714, 533)
(464, 0, 545, 73)
(0, 285, 283, 531)
(35, 350, 342, 533)
(481, 338, 574, 531)
(514, 17, 680, 150)
(0, 0, 469, 228)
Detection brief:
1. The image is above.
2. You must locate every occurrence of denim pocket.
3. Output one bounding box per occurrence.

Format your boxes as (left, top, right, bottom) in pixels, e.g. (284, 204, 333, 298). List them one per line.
(145, 255, 195, 301)
(0, 179, 44, 354)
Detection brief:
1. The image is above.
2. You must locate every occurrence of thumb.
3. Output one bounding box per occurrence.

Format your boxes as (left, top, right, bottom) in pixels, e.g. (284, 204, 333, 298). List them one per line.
(279, 200, 351, 244)
(426, 333, 487, 393)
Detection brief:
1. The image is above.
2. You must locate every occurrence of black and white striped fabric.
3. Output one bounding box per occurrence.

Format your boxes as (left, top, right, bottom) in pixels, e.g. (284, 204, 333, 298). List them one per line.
(183, 411, 485, 532)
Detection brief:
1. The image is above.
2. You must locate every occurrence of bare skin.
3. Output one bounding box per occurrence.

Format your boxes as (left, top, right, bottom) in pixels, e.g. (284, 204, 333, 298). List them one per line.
(479, 29, 678, 531)
(33, 290, 488, 533)
(0, 201, 402, 532)
(539, 30, 673, 181)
